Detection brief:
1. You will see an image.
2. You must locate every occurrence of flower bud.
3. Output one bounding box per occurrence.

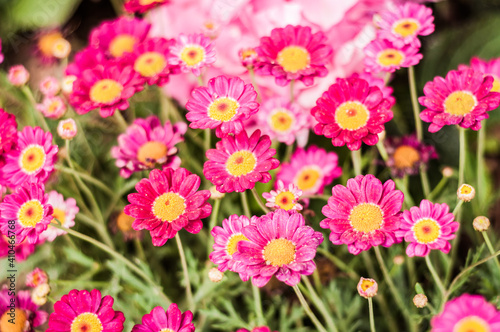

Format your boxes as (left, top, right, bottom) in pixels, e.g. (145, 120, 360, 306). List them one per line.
(52, 38, 71, 59)
(8, 65, 30, 86)
(473, 216, 490, 232)
(357, 277, 378, 298)
(393, 255, 405, 266)
(37, 96, 67, 119)
(33, 283, 51, 298)
(209, 186, 225, 200)
(442, 167, 453, 178)
(208, 268, 224, 283)
(40, 76, 61, 96)
(413, 294, 428, 308)
(26, 267, 48, 287)
(61, 75, 77, 94)
(457, 184, 475, 202)
(57, 119, 77, 140)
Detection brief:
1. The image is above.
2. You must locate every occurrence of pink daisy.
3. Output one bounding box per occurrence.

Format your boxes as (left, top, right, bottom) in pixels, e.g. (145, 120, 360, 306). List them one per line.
(204, 130, 280, 193)
(111, 116, 187, 178)
(419, 69, 500, 132)
(0, 126, 58, 188)
(132, 304, 194, 332)
(377, 2, 435, 48)
(0, 234, 37, 261)
(90, 17, 151, 59)
(459, 56, 500, 92)
(431, 294, 500, 332)
(169, 33, 216, 76)
(39, 190, 79, 242)
(124, 0, 169, 14)
(37, 96, 67, 119)
(47, 289, 125, 332)
(186, 75, 259, 137)
(0, 108, 17, 157)
(8, 65, 30, 86)
(364, 38, 422, 73)
(396, 199, 459, 257)
(255, 25, 332, 87)
(26, 267, 49, 287)
(276, 146, 342, 196)
(39, 76, 61, 96)
(65, 47, 108, 78)
(124, 168, 212, 246)
(320, 174, 404, 255)
(311, 77, 394, 151)
(0, 286, 48, 331)
(233, 209, 324, 287)
(262, 180, 303, 211)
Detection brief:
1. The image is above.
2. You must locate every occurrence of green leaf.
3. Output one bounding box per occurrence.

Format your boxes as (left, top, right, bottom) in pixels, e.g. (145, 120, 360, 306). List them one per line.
(415, 282, 425, 295)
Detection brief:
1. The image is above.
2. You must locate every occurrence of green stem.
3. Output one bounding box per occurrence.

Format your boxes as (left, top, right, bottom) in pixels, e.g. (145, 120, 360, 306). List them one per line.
(134, 238, 146, 262)
(284, 143, 294, 162)
(368, 297, 376, 332)
(477, 126, 486, 204)
(56, 164, 114, 197)
(290, 79, 295, 103)
(241, 191, 251, 218)
(206, 199, 221, 257)
(302, 277, 338, 332)
(204, 128, 211, 152)
(113, 111, 129, 132)
(428, 175, 449, 201)
(317, 248, 359, 280)
(292, 285, 328, 332)
(425, 254, 446, 297)
(251, 187, 270, 214)
(452, 200, 464, 215)
(196, 75, 204, 86)
(175, 233, 195, 312)
(21, 85, 50, 132)
(458, 127, 466, 186)
(351, 149, 362, 176)
(420, 166, 431, 198)
(252, 284, 266, 326)
(408, 66, 423, 141)
(482, 232, 500, 274)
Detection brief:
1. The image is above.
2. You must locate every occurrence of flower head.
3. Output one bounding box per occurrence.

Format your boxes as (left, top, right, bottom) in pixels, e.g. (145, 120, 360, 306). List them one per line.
(352, 72, 396, 107)
(8, 65, 30, 86)
(239, 48, 258, 68)
(0, 286, 48, 332)
(39, 190, 79, 242)
(237, 327, 276, 332)
(26, 267, 49, 288)
(0, 235, 37, 261)
(364, 38, 422, 73)
(39, 76, 61, 96)
(124, 0, 169, 14)
(459, 56, 500, 93)
(457, 184, 475, 202)
(131, 304, 194, 332)
(473, 216, 490, 232)
(169, 33, 216, 76)
(385, 134, 438, 177)
(65, 47, 108, 78)
(208, 268, 224, 283)
(357, 277, 378, 298)
(0, 108, 17, 157)
(62, 76, 77, 94)
(57, 119, 78, 140)
(37, 96, 67, 119)
(413, 294, 428, 308)
(262, 180, 303, 211)
(36, 30, 68, 63)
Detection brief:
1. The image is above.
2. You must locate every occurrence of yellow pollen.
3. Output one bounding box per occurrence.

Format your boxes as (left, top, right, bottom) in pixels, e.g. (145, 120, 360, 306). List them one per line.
(109, 34, 137, 58)
(454, 316, 490, 332)
(48, 100, 63, 114)
(226, 233, 248, 256)
(134, 52, 167, 77)
(53, 208, 66, 224)
(52, 38, 71, 58)
(460, 185, 473, 195)
(295, 167, 321, 191)
(1, 308, 27, 332)
(263, 238, 296, 266)
(275, 192, 296, 210)
(335, 101, 370, 130)
(139, 0, 165, 5)
(180, 45, 205, 67)
(38, 31, 63, 57)
(377, 49, 405, 67)
(137, 141, 168, 167)
(393, 145, 420, 169)
(116, 211, 135, 232)
(392, 19, 420, 38)
(208, 97, 239, 122)
(360, 279, 375, 291)
(89, 79, 123, 104)
(226, 151, 256, 176)
(70, 312, 103, 332)
(413, 218, 440, 244)
(18, 200, 44, 228)
(204, 21, 215, 30)
(152, 192, 186, 223)
(20, 144, 46, 174)
(63, 122, 76, 131)
(270, 109, 294, 133)
(241, 49, 257, 60)
(349, 203, 384, 233)
(444, 91, 477, 116)
(277, 46, 311, 73)
(159, 329, 175, 332)
(492, 76, 500, 93)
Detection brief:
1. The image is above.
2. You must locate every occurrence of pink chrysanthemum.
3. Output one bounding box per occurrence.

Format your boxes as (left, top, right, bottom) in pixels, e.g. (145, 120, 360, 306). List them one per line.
(431, 294, 500, 332)
(239, 48, 258, 68)
(255, 25, 332, 87)
(0, 126, 57, 188)
(459, 57, 500, 93)
(419, 69, 500, 132)
(210, 214, 257, 281)
(0, 108, 17, 157)
(186, 75, 259, 137)
(8, 65, 30, 86)
(40, 76, 61, 96)
(111, 116, 187, 178)
(0, 234, 37, 261)
(65, 47, 108, 78)
(39, 190, 79, 242)
(70, 63, 144, 118)
(262, 180, 303, 211)
(204, 130, 279, 193)
(124, 0, 169, 14)
(385, 134, 438, 177)
(377, 3, 435, 48)
(124, 168, 212, 246)
(276, 146, 341, 196)
(132, 304, 194, 332)
(169, 33, 216, 76)
(90, 17, 151, 59)
(26, 267, 49, 287)
(37, 96, 67, 119)
(320, 174, 404, 255)
(311, 77, 394, 151)
(352, 72, 396, 107)
(237, 327, 277, 332)
(364, 38, 422, 73)
(233, 209, 323, 287)
(396, 199, 458, 257)
(0, 286, 48, 331)
(47, 289, 125, 332)
(0, 181, 53, 244)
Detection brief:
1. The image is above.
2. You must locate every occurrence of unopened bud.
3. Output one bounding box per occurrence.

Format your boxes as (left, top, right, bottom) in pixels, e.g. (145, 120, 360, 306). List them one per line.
(393, 255, 405, 266)
(208, 268, 224, 283)
(442, 167, 453, 178)
(357, 277, 378, 298)
(61, 75, 77, 94)
(473, 216, 490, 232)
(57, 119, 77, 140)
(8, 65, 30, 86)
(413, 294, 428, 308)
(209, 186, 225, 200)
(52, 38, 71, 59)
(457, 184, 475, 202)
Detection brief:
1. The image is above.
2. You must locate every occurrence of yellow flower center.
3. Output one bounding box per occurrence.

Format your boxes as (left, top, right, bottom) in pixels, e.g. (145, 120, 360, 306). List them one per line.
(360, 279, 375, 291)
(444, 91, 477, 116)
(226, 233, 248, 256)
(20, 144, 46, 174)
(139, 0, 164, 5)
(393, 145, 420, 169)
(491, 76, 500, 93)
(137, 141, 168, 167)
(454, 316, 490, 332)
(70, 312, 103, 332)
(180, 45, 205, 67)
(152, 192, 186, 223)
(63, 121, 76, 131)
(53, 208, 66, 224)
(269, 109, 294, 133)
(241, 49, 257, 61)
(38, 31, 63, 57)
(47, 99, 63, 114)
(159, 329, 175, 332)
(18, 199, 44, 228)
(413, 218, 441, 244)
(89, 79, 124, 104)
(295, 167, 321, 191)
(263, 238, 296, 266)
(134, 52, 167, 77)
(117, 211, 135, 232)
(207, 97, 239, 122)
(0, 308, 27, 332)
(275, 191, 296, 210)
(52, 38, 71, 58)
(459, 184, 473, 195)
(277, 46, 311, 73)
(377, 49, 405, 67)
(225, 151, 256, 176)
(392, 19, 420, 38)
(109, 34, 137, 58)
(335, 101, 370, 130)
(349, 203, 384, 233)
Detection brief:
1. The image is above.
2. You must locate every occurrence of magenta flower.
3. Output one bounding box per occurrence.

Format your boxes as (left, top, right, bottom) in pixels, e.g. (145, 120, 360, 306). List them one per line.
(124, 168, 212, 246)
(459, 56, 500, 93)
(262, 180, 303, 211)
(385, 134, 438, 177)
(419, 69, 500, 132)
(39, 190, 79, 242)
(364, 38, 422, 73)
(204, 130, 279, 193)
(352, 72, 396, 107)
(65, 47, 108, 78)
(26, 267, 49, 287)
(124, 0, 169, 14)
(132, 304, 194, 332)
(0, 286, 48, 331)
(0, 108, 17, 157)
(186, 75, 259, 137)
(320, 174, 404, 255)
(237, 327, 277, 332)
(0, 235, 37, 261)
(37, 96, 67, 119)
(39, 76, 61, 96)
(169, 33, 216, 76)
(8, 65, 30, 86)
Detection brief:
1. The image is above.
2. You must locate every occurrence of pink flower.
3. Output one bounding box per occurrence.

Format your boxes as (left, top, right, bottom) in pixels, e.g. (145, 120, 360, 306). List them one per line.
(169, 33, 216, 76)
(124, 168, 212, 246)
(124, 0, 169, 14)
(357, 277, 378, 298)
(239, 48, 259, 68)
(26, 267, 49, 287)
(47, 289, 125, 332)
(0, 235, 37, 261)
(57, 119, 78, 140)
(204, 130, 279, 193)
(0, 38, 3, 64)
(186, 75, 259, 137)
(65, 47, 108, 78)
(431, 294, 500, 332)
(255, 25, 332, 86)
(39, 76, 61, 96)
(37, 96, 67, 119)
(419, 69, 500, 132)
(320, 174, 404, 255)
(262, 180, 303, 211)
(237, 327, 276, 332)
(364, 38, 422, 73)
(352, 72, 396, 107)
(459, 56, 500, 93)
(311, 76, 394, 150)
(39, 190, 79, 242)
(233, 209, 323, 287)
(132, 304, 194, 332)
(396, 199, 459, 257)
(8, 65, 30, 86)
(0, 286, 48, 331)
(0, 108, 17, 157)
